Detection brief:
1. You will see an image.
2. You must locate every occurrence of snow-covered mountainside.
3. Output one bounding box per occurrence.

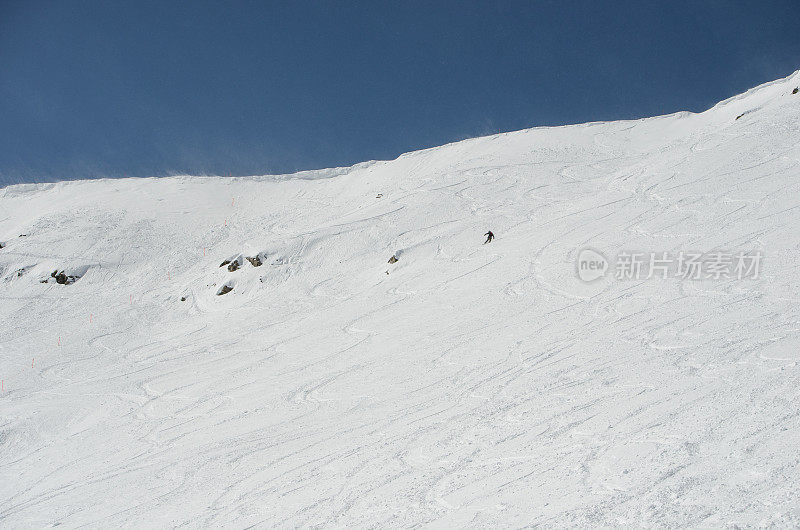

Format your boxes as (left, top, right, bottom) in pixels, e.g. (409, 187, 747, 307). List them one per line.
(2, 71, 800, 528)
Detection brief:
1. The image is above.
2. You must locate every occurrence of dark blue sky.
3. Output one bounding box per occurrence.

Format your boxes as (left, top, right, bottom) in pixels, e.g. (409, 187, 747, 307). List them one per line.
(1, 1, 799, 184)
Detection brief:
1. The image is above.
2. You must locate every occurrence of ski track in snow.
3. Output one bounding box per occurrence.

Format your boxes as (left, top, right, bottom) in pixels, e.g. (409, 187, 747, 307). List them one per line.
(1, 72, 800, 527)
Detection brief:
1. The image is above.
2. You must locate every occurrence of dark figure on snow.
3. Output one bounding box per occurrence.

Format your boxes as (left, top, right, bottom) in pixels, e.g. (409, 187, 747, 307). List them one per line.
(484, 231, 494, 244)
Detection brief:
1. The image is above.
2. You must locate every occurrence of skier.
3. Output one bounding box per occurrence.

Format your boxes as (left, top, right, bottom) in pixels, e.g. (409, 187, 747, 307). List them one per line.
(484, 231, 494, 244)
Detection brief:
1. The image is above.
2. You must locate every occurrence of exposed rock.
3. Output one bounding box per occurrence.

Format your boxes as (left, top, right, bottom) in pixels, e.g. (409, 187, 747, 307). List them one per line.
(794, 87, 799, 95)
(217, 284, 233, 296)
(45, 269, 81, 285)
(227, 260, 240, 272)
(180, 296, 187, 301)
(388, 255, 398, 264)
(219, 260, 231, 268)
(246, 255, 262, 267)
(735, 113, 744, 120)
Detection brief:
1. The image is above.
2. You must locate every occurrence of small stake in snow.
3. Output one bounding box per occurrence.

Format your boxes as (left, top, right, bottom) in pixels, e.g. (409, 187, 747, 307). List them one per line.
(32, 358, 34, 368)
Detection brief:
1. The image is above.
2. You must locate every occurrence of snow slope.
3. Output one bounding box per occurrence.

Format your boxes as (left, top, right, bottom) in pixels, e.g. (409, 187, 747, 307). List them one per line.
(2, 71, 800, 528)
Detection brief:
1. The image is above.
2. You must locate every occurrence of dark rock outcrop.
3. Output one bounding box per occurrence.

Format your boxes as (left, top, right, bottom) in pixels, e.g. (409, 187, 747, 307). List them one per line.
(388, 255, 398, 264)
(217, 284, 233, 296)
(41, 270, 82, 285)
(246, 255, 262, 267)
(44, 270, 80, 285)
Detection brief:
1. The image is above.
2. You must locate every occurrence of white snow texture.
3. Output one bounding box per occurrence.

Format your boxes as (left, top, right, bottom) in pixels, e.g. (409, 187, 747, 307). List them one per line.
(2, 71, 800, 527)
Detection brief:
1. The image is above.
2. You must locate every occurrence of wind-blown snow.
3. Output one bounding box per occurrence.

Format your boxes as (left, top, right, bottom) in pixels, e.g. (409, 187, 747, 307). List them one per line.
(2, 71, 800, 527)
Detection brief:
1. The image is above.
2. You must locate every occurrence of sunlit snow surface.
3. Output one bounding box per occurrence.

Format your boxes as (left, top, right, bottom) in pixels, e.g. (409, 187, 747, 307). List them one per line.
(2, 72, 800, 527)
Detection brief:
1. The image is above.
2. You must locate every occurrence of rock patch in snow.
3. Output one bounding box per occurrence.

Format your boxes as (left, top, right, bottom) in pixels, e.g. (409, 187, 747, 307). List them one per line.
(220, 255, 243, 272)
(40, 265, 91, 285)
(222, 252, 267, 271)
(46, 271, 78, 285)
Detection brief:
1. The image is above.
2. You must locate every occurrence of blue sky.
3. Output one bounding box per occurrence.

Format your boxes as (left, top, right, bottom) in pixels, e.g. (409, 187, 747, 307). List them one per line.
(1, 1, 799, 184)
